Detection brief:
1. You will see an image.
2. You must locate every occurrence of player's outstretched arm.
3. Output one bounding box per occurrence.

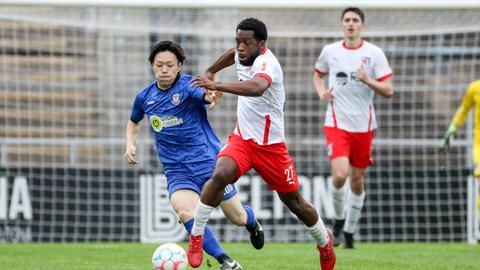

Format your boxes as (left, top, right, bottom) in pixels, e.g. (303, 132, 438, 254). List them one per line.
(190, 75, 269, 97)
(125, 119, 140, 164)
(205, 48, 236, 75)
(200, 48, 235, 108)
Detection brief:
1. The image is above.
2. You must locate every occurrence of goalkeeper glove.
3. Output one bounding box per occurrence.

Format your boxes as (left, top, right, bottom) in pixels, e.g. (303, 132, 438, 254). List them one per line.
(440, 124, 458, 153)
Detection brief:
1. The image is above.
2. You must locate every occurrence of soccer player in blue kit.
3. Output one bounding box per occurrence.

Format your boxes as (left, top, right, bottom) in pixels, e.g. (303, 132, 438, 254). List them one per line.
(125, 41, 263, 270)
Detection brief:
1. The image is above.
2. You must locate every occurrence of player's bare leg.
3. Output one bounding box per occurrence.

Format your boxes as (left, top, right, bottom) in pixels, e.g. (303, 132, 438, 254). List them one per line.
(220, 195, 265, 249)
(187, 157, 238, 268)
(278, 190, 336, 270)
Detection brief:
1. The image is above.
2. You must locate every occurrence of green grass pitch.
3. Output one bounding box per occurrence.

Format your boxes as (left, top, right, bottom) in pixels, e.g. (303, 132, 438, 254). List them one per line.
(1, 242, 479, 270)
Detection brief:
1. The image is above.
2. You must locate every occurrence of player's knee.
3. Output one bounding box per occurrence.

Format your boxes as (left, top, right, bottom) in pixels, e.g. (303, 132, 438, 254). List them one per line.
(175, 208, 194, 223)
(208, 177, 229, 193)
(332, 170, 348, 182)
(211, 169, 235, 188)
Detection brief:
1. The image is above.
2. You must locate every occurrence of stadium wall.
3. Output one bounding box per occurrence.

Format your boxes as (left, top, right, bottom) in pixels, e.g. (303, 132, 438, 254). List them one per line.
(0, 167, 470, 243)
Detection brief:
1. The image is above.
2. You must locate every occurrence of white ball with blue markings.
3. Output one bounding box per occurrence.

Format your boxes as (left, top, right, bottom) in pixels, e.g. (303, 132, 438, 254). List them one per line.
(152, 243, 188, 270)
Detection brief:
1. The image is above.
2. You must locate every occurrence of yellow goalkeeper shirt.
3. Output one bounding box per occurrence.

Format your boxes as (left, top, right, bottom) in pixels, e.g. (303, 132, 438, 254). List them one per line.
(451, 80, 480, 175)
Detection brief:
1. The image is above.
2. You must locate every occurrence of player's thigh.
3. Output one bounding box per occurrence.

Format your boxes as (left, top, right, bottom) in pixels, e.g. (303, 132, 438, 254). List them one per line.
(219, 194, 247, 225)
(324, 126, 351, 161)
(350, 130, 375, 169)
(252, 142, 300, 193)
(330, 156, 350, 181)
(170, 189, 200, 223)
(217, 134, 254, 181)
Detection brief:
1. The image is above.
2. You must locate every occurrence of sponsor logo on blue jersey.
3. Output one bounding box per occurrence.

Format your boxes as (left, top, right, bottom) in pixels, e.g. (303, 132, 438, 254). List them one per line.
(149, 115, 184, 132)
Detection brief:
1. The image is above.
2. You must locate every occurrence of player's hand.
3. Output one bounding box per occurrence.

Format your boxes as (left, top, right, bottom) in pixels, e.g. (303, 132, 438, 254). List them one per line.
(319, 87, 334, 102)
(208, 90, 223, 108)
(357, 64, 368, 83)
(190, 76, 217, 90)
(205, 71, 215, 82)
(125, 144, 139, 164)
(440, 124, 458, 153)
(204, 72, 223, 108)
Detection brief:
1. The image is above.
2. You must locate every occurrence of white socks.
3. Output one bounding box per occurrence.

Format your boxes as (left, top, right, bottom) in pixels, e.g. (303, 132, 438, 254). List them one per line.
(332, 185, 346, 220)
(306, 219, 329, 247)
(344, 191, 365, 234)
(191, 201, 215, 236)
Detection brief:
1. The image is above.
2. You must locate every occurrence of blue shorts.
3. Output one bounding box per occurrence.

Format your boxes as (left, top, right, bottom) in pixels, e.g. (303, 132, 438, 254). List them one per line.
(167, 172, 237, 201)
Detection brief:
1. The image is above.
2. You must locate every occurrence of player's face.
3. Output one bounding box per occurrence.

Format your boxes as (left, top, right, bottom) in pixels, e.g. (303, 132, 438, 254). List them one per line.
(152, 51, 182, 90)
(341, 11, 364, 40)
(235, 30, 265, 66)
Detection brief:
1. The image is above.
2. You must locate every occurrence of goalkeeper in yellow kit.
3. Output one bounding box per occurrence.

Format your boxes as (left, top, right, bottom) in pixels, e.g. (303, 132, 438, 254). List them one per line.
(441, 80, 480, 212)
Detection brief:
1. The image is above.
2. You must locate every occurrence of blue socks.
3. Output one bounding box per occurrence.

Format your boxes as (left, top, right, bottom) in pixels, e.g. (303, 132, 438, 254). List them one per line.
(243, 204, 257, 231)
(184, 218, 225, 260)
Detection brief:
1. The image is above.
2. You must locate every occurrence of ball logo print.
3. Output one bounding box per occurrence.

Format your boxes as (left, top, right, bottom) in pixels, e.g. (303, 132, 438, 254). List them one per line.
(152, 243, 188, 270)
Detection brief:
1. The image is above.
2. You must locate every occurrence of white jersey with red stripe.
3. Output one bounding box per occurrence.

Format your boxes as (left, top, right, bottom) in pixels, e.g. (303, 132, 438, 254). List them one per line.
(315, 40, 393, 132)
(233, 48, 285, 145)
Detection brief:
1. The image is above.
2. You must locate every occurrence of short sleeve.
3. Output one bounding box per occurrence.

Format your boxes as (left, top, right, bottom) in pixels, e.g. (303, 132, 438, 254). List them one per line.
(187, 84, 207, 104)
(129, 93, 145, 123)
(252, 56, 275, 86)
(314, 48, 329, 75)
(374, 49, 393, 81)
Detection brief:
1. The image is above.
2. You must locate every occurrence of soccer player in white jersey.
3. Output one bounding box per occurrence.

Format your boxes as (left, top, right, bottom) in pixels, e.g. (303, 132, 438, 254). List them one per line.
(312, 7, 393, 249)
(187, 18, 336, 270)
(125, 41, 264, 270)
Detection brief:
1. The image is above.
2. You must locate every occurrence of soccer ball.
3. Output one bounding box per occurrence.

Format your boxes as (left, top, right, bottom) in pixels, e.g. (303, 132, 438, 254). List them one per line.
(151, 243, 188, 270)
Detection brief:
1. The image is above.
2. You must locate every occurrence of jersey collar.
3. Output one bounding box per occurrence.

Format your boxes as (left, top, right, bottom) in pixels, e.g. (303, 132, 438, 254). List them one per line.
(342, 39, 364, 50)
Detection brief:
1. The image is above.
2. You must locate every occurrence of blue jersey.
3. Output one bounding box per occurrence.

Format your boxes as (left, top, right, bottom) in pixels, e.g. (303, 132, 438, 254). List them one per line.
(130, 74, 221, 180)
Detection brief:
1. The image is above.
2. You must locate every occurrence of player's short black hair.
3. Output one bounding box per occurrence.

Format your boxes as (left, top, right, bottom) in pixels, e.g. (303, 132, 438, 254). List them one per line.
(148, 40, 185, 65)
(236, 17, 268, 42)
(341, 7, 365, 23)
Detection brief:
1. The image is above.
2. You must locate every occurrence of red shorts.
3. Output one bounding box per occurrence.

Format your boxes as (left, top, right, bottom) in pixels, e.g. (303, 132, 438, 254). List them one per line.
(218, 134, 300, 193)
(324, 126, 375, 169)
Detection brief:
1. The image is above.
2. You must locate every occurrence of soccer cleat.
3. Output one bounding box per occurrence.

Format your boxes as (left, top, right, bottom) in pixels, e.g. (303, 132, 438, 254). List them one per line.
(332, 219, 345, 247)
(317, 228, 336, 270)
(248, 220, 265, 250)
(220, 258, 244, 270)
(343, 231, 354, 249)
(187, 234, 204, 268)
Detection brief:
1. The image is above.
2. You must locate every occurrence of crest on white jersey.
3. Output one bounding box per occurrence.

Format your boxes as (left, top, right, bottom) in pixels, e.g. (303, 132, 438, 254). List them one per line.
(361, 56, 371, 66)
